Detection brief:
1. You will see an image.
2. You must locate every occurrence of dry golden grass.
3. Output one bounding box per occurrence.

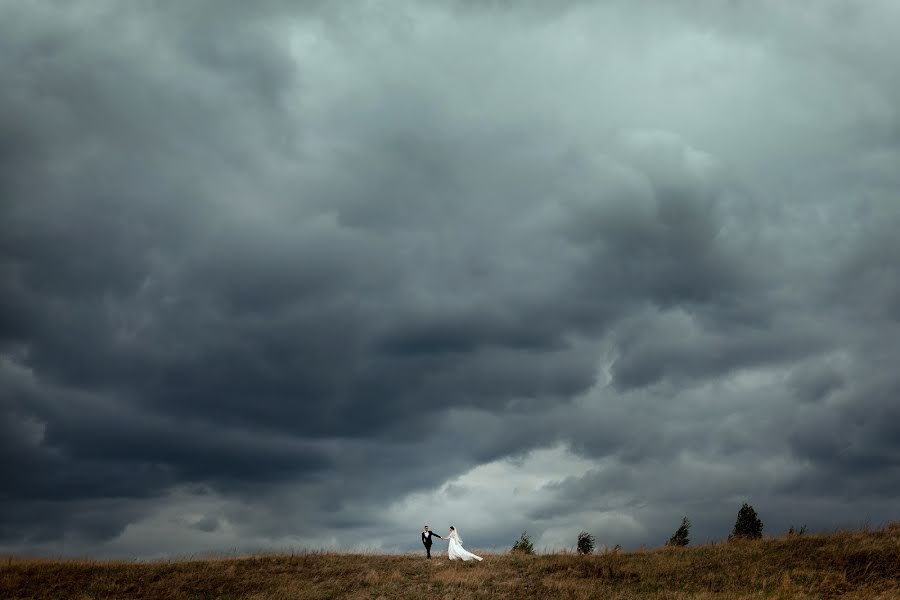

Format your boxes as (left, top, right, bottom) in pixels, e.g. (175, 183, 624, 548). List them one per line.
(3, 523, 899, 599)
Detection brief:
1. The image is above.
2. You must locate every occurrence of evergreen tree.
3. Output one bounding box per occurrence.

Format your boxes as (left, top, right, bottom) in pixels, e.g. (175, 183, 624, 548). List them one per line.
(667, 516, 691, 547)
(731, 503, 763, 539)
(511, 530, 535, 554)
(576, 531, 595, 555)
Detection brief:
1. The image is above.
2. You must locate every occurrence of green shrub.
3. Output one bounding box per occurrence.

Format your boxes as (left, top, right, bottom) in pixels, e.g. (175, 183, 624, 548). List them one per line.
(576, 531, 595, 555)
(666, 517, 691, 547)
(511, 530, 535, 554)
(731, 503, 763, 539)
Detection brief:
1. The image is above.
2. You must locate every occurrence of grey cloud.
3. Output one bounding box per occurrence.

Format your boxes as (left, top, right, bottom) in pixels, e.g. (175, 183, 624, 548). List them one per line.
(2, 0, 900, 555)
(609, 308, 828, 389)
(787, 358, 847, 404)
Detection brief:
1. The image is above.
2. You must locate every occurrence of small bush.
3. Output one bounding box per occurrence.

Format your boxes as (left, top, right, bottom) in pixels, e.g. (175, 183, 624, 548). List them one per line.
(731, 503, 763, 539)
(667, 517, 691, 547)
(787, 524, 807, 536)
(511, 531, 535, 555)
(576, 531, 595, 555)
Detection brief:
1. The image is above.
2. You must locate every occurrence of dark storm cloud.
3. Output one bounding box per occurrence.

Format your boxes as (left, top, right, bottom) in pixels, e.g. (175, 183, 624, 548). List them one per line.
(608, 308, 828, 389)
(2, 0, 900, 555)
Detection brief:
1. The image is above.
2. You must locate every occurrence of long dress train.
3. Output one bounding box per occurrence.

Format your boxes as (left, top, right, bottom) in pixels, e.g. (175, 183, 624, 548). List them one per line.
(447, 530, 483, 562)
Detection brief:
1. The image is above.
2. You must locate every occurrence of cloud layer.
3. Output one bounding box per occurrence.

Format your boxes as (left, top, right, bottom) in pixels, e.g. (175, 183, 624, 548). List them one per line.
(2, 0, 899, 556)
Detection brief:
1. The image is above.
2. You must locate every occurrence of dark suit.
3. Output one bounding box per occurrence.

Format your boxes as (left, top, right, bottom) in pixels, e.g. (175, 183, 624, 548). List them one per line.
(422, 530, 442, 558)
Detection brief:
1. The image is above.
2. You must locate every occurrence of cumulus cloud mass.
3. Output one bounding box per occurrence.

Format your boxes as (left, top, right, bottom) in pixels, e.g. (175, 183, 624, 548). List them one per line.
(2, 0, 899, 557)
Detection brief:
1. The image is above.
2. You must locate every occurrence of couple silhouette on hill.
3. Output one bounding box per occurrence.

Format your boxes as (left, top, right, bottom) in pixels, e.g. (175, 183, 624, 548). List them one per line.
(421, 525, 483, 561)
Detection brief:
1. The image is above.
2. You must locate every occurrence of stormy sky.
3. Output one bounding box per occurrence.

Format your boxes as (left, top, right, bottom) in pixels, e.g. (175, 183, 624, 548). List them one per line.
(2, 1, 899, 557)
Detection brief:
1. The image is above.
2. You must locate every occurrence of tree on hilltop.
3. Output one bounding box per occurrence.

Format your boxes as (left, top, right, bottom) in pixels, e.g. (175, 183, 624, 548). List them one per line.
(731, 503, 763, 539)
(511, 531, 535, 554)
(667, 517, 691, 547)
(576, 531, 595, 555)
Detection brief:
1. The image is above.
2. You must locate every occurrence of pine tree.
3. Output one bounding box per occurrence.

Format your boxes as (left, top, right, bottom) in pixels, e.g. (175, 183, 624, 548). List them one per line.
(731, 503, 763, 539)
(576, 531, 595, 555)
(667, 516, 691, 547)
(511, 530, 535, 554)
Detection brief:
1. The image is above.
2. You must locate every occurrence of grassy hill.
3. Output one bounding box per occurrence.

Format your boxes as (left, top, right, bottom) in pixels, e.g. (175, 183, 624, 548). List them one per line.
(3, 523, 898, 599)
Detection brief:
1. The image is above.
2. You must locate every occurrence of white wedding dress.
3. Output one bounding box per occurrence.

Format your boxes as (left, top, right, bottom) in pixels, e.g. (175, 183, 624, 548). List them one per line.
(447, 529, 483, 562)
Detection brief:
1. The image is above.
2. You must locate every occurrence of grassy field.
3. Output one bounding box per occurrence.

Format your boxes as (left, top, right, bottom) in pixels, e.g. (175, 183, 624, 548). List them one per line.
(3, 523, 899, 599)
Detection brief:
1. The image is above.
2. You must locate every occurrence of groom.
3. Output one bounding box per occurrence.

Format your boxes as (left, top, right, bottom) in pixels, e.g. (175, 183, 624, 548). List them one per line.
(421, 525, 443, 559)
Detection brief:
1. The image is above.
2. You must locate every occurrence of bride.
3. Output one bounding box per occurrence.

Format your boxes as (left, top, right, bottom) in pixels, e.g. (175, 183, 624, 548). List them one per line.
(444, 526, 483, 562)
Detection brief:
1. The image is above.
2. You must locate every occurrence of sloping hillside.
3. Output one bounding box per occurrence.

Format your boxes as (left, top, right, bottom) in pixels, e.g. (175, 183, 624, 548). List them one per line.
(3, 523, 899, 599)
